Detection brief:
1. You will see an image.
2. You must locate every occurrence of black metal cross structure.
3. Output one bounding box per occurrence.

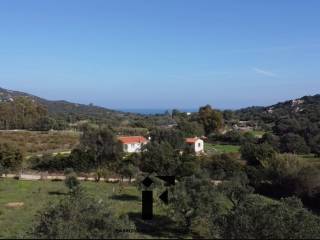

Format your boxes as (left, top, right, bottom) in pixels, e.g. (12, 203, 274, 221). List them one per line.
(141, 175, 175, 220)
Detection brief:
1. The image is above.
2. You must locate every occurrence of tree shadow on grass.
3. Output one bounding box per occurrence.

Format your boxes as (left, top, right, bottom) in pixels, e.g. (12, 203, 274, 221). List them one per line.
(109, 194, 140, 202)
(128, 212, 188, 238)
(51, 179, 63, 182)
(48, 191, 68, 196)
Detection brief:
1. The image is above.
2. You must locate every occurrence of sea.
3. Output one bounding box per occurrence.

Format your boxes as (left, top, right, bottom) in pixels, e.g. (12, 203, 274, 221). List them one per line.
(118, 108, 198, 115)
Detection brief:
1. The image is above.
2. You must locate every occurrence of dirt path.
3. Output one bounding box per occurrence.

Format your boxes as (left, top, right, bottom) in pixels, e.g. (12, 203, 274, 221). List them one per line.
(1, 173, 135, 182)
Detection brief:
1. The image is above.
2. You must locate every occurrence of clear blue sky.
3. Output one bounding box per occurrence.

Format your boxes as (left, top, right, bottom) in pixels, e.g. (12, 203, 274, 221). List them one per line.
(1, 0, 320, 110)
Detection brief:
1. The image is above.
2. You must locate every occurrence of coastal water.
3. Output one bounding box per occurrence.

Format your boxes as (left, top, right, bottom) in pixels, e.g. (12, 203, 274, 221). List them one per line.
(119, 108, 198, 115)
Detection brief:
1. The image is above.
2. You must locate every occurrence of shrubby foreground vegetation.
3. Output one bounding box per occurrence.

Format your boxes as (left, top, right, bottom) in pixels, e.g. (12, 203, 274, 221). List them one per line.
(31, 187, 132, 239)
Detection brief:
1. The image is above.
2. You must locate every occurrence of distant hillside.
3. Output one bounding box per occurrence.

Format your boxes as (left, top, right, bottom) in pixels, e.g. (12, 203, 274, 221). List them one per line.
(235, 94, 320, 123)
(0, 87, 178, 131)
(235, 94, 320, 156)
(0, 87, 135, 121)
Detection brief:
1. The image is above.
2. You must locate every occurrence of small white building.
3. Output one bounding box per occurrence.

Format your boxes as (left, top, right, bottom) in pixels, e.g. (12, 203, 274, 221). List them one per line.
(185, 137, 204, 154)
(118, 136, 148, 153)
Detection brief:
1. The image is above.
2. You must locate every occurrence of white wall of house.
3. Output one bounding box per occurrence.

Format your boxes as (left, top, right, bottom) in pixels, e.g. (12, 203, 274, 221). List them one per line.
(123, 142, 145, 153)
(193, 139, 204, 153)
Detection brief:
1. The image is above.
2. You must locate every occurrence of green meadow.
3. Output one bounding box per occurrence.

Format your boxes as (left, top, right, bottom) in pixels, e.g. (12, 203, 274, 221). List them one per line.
(204, 143, 240, 155)
(0, 179, 184, 239)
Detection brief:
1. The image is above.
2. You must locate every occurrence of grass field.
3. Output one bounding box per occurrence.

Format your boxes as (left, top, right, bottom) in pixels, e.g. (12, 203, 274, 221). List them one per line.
(0, 179, 185, 239)
(0, 130, 80, 157)
(299, 154, 320, 168)
(205, 143, 240, 155)
(249, 130, 266, 138)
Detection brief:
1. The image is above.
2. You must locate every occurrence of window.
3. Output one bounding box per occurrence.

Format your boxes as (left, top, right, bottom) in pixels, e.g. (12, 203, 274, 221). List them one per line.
(198, 143, 201, 147)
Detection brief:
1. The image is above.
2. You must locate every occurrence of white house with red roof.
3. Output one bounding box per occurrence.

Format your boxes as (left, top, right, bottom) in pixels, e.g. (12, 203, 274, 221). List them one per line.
(118, 136, 148, 153)
(185, 137, 204, 154)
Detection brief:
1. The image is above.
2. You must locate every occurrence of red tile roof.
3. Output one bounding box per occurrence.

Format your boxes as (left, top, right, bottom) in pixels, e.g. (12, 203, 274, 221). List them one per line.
(118, 136, 148, 144)
(185, 137, 200, 144)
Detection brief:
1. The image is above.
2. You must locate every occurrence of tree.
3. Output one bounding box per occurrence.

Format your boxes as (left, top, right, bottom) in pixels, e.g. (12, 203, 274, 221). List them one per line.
(116, 156, 139, 183)
(256, 154, 320, 200)
(169, 172, 216, 231)
(240, 143, 275, 165)
(149, 127, 185, 149)
(203, 153, 243, 180)
(309, 134, 320, 156)
(170, 172, 252, 238)
(68, 148, 95, 172)
(295, 166, 320, 197)
(118, 164, 138, 183)
(34, 116, 67, 131)
(241, 131, 257, 144)
(221, 196, 320, 239)
(221, 130, 243, 144)
(172, 109, 182, 118)
(273, 117, 301, 135)
(218, 172, 253, 208)
(31, 190, 132, 239)
(176, 120, 204, 138)
(0, 97, 48, 130)
(198, 105, 224, 135)
(79, 124, 123, 179)
(30, 153, 72, 172)
(259, 153, 304, 180)
(0, 142, 23, 172)
(222, 110, 235, 121)
(260, 132, 280, 151)
(280, 133, 310, 154)
(140, 142, 180, 175)
(176, 153, 199, 178)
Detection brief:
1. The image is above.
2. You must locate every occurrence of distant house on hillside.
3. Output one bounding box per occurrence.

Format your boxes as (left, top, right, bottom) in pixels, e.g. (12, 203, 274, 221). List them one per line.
(118, 136, 148, 153)
(232, 120, 254, 132)
(185, 137, 204, 154)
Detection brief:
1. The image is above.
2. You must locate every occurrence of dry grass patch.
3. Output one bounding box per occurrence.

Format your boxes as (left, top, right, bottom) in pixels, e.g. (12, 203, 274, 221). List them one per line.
(5, 202, 24, 209)
(0, 130, 80, 156)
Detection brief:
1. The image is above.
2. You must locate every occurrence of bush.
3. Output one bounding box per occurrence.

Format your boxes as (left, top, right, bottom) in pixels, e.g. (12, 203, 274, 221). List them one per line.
(208, 130, 254, 145)
(31, 190, 132, 239)
(0, 163, 4, 177)
(253, 154, 320, 206)
(30, 150, 96, 173)
(69, 148, 95, 172)
(0, 142, 23, 172)
(241, 132, 257, 144)
(64, 170, 80, 192)
(260, 154, 303, 177)
(30, 154, 71, 172)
